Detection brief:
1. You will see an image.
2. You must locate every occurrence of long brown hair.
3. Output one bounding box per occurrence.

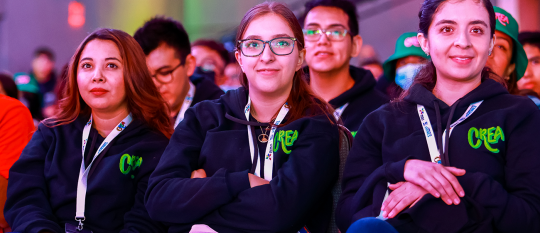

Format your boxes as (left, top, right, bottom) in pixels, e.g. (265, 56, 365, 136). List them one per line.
(235, 2, 334, 125)
(45, 28, 173, 138)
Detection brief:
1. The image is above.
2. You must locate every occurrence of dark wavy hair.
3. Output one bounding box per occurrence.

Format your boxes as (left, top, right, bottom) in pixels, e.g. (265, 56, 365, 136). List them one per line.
(235, 2, 334, 125)
(45, 28, 173, 138)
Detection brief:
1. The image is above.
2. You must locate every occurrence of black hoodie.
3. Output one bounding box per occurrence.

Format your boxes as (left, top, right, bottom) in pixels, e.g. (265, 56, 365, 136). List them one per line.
(305, 66, 389, 136)
(145, 87, 340, 233)
(189, 74, 224, 108)
(336, 79, 540, 233)
(5, 116, 169, 233)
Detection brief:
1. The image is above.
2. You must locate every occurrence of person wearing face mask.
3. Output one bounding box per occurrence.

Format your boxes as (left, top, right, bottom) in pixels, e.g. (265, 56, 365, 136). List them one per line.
(5, 29, 171, 233)
(302, 0, 389, 137)
(134, 17, 224, 129)
(145, 3, 340, 232)
(337, 0, 540, 232)
(377, 32, 429, 100)
(485, 6, 528, 96)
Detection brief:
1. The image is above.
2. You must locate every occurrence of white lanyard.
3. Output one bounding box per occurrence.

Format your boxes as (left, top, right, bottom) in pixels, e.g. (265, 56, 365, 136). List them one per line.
(76, 113, 133, 228)
(417, 101, 482, 163)
(244, 97, 289, 181)
(174, 82, 196, 128)
(333, 103, 349, 120)
(378, 101, 482, 220)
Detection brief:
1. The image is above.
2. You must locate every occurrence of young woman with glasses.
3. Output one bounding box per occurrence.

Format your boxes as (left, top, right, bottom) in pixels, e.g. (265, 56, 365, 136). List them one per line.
(145, 2, 340, 232)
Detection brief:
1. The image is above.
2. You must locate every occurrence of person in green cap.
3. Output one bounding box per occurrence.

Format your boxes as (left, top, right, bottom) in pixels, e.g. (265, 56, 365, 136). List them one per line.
(485, 6, 528, 95)
(377, 32, 429, 99)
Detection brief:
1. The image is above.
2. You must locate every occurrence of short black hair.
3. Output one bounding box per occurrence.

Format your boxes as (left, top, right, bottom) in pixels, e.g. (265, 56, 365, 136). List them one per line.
(303, 0, 359, 37)
(0, 73, 19, 99)
(192, 39, 230, 65)
(519, 31, 540, 50)
(133, 16, 191, 65)
(34, 47, 55, 61)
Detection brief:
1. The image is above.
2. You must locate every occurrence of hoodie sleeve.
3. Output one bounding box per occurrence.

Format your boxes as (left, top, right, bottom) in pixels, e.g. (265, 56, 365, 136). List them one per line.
(197, 125, 340, 232)
(455, 109, 540, 232)
(336, 111, 410, 232)
(145, 105, 251, 225)
(121, 135, 168, 233)
(4, 124, 64, 233)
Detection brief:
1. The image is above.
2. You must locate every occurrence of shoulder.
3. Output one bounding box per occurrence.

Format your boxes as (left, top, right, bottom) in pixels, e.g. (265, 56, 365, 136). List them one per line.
(0, 95, 31, 115)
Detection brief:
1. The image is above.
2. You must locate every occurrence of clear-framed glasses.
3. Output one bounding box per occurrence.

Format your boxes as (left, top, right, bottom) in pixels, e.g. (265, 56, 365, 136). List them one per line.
(150, 62, 183, 84)
(303, 26, 349, 41)
(237, 37, 298, 57)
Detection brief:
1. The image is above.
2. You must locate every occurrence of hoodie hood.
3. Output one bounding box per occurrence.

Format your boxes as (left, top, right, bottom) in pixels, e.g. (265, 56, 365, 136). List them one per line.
(304, 66, 378, 108)
(218, 87, 271, 127)
(404, 79, 508, 110)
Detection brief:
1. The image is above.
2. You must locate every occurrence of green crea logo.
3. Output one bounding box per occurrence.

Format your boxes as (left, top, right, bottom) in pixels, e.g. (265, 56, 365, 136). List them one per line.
(119, 154, 143, 179)
(273, 130, 298, 154)
(468, 126, 505, 153)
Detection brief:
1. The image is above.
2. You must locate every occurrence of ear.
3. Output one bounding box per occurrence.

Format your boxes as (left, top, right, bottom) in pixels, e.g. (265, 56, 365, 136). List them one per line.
(417, 33, 430, 56)
(185, 54, 197, 77)
(296, 48, 306, 71)
(350, 35, 363, 57)
(490, 34, 496, 52)
(235, 50, 244, 73)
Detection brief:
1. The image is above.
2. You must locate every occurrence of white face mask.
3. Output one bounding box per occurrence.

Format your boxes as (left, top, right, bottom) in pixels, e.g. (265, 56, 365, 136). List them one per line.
(395, 63, 424, 90)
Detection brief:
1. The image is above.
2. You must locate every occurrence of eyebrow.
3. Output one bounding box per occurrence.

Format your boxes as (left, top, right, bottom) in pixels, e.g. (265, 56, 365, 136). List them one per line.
(434, 19, 488, 28)
(80, 57, 121, 62)
(306, 23, 346, 29)
(530, 56, 540, 61)
(244, 33, 293, 40)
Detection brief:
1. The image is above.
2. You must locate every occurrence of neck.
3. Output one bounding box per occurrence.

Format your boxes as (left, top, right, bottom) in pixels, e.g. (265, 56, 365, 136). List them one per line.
(310, 65, 354, 102)
(250, 87, 290, 123)
(92, 106, 129, 137)
(432, 74, 481, 106)
(169, 81, 191, 118)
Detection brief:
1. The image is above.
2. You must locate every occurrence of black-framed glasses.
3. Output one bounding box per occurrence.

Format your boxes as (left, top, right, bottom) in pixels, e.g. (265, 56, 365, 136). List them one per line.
(150, 62, 183, 84)
(303, 27, 349, 41)
(238, 37, 298, 57)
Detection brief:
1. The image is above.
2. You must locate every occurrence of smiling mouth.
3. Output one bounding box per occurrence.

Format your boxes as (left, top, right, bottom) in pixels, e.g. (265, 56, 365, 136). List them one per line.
(90, 88, 108, 96)
(257, 69, 279, 74)
(315, 52, 333, 57)
(450, 56, 473, 64)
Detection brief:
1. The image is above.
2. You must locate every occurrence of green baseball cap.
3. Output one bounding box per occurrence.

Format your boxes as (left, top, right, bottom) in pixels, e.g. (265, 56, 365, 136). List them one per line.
(383, 32, 429, 81)
(13, 72, 39, 94)
(494, 6, 528, 80)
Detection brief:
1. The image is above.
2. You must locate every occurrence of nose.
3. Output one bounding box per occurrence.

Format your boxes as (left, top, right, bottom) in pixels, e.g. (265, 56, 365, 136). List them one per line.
(259, 42, 276, 63)
(91, 68, 106, 83)
(317, 31, 330, 46)
(454, 29, 471, 49)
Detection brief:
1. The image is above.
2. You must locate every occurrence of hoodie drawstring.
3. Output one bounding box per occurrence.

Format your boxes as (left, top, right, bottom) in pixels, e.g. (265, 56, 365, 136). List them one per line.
(433, 100, 461, 166)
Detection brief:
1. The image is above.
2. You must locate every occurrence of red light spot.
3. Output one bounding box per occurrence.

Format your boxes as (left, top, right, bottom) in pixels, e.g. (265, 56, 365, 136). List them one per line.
(68, 1, 85, 28)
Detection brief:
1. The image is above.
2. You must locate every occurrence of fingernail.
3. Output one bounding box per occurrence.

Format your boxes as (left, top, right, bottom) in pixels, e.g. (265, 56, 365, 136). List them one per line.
(454, 198, 460, 204)
(460, 191, 465, 196)
(447, 199, 452, 204)
(389, 212, 394, 218)
(435, 193, 440, 197)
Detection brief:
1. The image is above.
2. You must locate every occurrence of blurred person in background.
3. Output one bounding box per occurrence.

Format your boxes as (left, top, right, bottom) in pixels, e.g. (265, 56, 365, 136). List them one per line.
(222, 62, 243, 91)
(377, 32, 429, 100)
(5, 28, 171, 233)
(302, 0, 388, 136)
(134, 17, 224, 129)
(360, 58, 384, 80)
(0, 73, 34, 233)
(485, 7, 528, 95)
(191, 39, 230, 86)
(518, 31, 540, 105)
(13, 47, 57, 121)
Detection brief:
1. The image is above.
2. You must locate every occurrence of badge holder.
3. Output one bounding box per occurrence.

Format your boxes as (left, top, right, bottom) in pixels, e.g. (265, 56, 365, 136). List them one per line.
(65, 217, 93, 233)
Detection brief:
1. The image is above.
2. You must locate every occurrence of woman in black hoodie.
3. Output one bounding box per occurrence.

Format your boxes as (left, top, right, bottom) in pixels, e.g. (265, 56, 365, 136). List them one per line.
(5, 29, 172, 233)
(145, 2, 340, 233)
(337, 0, 540, 232)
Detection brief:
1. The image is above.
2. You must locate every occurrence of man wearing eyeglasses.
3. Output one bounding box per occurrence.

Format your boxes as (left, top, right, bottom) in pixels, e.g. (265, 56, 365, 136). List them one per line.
(303, 0, 388, 137)
(134, 17, 224, 128)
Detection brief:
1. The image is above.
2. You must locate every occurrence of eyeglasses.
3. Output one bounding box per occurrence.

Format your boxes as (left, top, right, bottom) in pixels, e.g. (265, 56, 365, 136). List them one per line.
(303, 27, 349, 42)
(150, 62, 183, 84)
(238, 37, 298, 57)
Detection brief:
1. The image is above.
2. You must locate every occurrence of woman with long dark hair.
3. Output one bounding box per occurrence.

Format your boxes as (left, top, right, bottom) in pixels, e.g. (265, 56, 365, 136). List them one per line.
(5, 28, 171, 233)
(337, 0, 540, 232)
(145, 2, 339, 232)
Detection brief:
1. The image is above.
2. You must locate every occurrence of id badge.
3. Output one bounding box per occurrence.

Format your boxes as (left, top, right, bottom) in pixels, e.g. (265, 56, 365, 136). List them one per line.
(65, 223, 93, 233)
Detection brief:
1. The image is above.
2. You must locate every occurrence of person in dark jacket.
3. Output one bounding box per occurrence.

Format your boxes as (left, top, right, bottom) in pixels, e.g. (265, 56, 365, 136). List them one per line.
(145, 3, 339, 232)
(134, 17, 224, 129)
(337, 0, 540, 232)
(302, 0, 389, 136)
(4, 28, 172, 233)
(377, 32, 429, 100)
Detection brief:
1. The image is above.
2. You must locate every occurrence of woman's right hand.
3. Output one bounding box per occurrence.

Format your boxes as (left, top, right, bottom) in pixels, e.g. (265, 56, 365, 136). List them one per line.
(248, 173, 269, 188)
(403, 159, 466, 205)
